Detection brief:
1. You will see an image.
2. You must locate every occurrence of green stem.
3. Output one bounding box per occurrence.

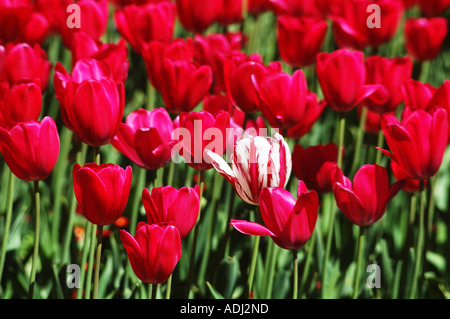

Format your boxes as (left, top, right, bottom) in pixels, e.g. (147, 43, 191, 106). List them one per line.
(185, 170, 205, 298)
(409, 180, 427, 299)
(351, 106, 367, 177)
(375, 130, 384, 165)
(130, 167, 146, 236)
(245, 234, 260, 299)
(93, 225, 103, 299)
(0, 170, 15, 288)
(292, 250, 298, 299)
(165, 275, 172, 299)
(84, 223, 97, 299)
(28, 181, 40, 299)
(322, 114, 346, 298)
(151, 283, 158, 299)
(77, 221, 92, 299)
(265, 240, 278, 298)
(299, 230, 317, 297)
(353, 226, 366, 299)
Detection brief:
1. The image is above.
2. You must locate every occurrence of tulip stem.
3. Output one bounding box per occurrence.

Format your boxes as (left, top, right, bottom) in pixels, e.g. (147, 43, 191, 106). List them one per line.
(93, 147, 101, 165)
(77, 221, 92, 299)
(409, 180, 427, 299)
(351, 106, 367, 177)
(375, 130, 384, 165)
(93, 225, 103, 299)
(0, 170, 15, 291)
(353, 226, 366, 299)
(185, 170, 205, 298)
(245, 235, 260, 299)
(165, 275, 172, 299)
(322, 113, 346, 298)
(28, 181, 40, 299)
(292, 249, 299, 299)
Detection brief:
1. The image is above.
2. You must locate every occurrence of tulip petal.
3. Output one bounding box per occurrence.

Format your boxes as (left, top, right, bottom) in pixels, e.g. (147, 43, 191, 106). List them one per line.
(230, 219, 275, 237)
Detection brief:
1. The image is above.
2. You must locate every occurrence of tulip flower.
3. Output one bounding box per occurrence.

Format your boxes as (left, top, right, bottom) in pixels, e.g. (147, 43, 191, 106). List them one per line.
(218, 0, 243, 27)
(120, 222, 182, 284)
(428, 80, 450, 144)
(0, 116, 60, 182)
(276, 16, 328, 68)
(175, 110, 230, 171)
(417, 0, 450, 16)
(391, 160, 427, 193)
(142, 185, 200, 240)
(332, 0, 403, 50)
(248, 0, 272, 15)
(404, 17, 448, 62)
(175, 0, 221, 33)
(401, 79, 436, 111)
(114, 1, 176, 53)
(254, 69, 308, 130)
(292, 143, 341, 194)
(379, 108, 448, 180)
(333, 164, 404, 227)
(157, 59, 213, 115)
(112, 108, 176, 171)
(0, 43, 51, 91)
(0, 81, 42, 128)
(73, 163, 132, 226)
(286, 91, 326, 139)
(53, 59, 125, 147)
(363, 56, 413, 114)
(316, 49, 388, 113)
(205, 132, 292, 205)
(223, 53, 282, 113)
(269, 0, 320, 17)
(230, 180, 318, 251)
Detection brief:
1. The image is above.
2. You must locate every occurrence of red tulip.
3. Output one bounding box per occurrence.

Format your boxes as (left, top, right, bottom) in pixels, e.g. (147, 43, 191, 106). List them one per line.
(231, 180, 318, 250)
(286, 91, 326, 139)
(0, 116, 59, 181)
(428, 80, 450, 144)
(0, 81, 42, 128)
(141, 38, 194, 93)
(175, 0, 220, 33)
(276, 16, 328, 68)
(120, 222, 182, 284)
(223, 52, 282, 113)
(114, 1, 176, 53)
(73, 162, 132, 226)
(158, 59, 213, 115)
(218, 0, 243, 27)
(175, 110, 230, 171)
(53, 59, 125, 147)
(142, 185, 200, 240)
(363, 56, 413, 114)
(269, 0, 321, 17)
(404, 17, 448, 62)
(112, 108, 176, 170)
(248, 0, 272, 15)
(401, 79, 436, 111)
(0, 43, 51, 91)
(379, 108, 448, 180)
(292, 143, 341, 194)
(417, 0, 450, 16)
(391, 160, 427, 193)
(205, 132, 292, 205)
(332, 0, 403, 50)
(333, 164, 404, 227)
(316, 49, 388, 113)
(254, 69, 308, 130)
(71, 34, 130, 83)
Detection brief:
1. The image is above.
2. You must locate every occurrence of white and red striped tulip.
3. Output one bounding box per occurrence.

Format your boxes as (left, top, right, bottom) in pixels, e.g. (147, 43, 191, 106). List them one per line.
(205, 132, 292, 205)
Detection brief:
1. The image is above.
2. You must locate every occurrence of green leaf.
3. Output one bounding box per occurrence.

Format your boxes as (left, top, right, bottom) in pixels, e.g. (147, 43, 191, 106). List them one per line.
(206, 281, 224, 299)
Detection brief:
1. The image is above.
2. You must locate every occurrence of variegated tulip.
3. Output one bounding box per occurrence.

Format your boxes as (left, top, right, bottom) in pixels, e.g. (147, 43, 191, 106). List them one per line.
(205, 132, 292, 205)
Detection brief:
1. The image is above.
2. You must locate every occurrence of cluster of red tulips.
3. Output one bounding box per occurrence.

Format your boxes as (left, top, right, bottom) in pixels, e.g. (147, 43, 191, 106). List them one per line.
(0, 0, 449, 300)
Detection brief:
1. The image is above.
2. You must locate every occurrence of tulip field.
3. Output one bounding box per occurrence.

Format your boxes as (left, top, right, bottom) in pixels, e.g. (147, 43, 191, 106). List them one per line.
(1, 0, 450, 304)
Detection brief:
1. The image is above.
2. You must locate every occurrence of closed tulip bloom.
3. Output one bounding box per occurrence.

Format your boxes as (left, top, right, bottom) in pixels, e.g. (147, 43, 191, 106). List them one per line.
(53, 59, 125, 147)
(404, 17, 448, 62)
(231, 180, 318, 250)
(175, 110, 230, 171)
(286, 91, 326, 139)
(254, 69, 308, 130)
(418, 0, 450, 16)
(332, 0, 403, 50)
(316, 49, 388, 113)
(0, 43, 51, 91)
(401, 79, 436, 111)
(333, 164, 404, 227)
(0, 81, 42, 128)
(391, 160, 427, 193)
(120, 222, 182, 284)
(112, 108, 176, 170)
(114, 1, 176, 53)
(363, 56, 413, 114)
(379, 108, 448, 180)
(277, 16, 328, 68)
(428, 80, 450, 144)
(142, 185, 200, 240)
(223, 53, 282, 113)
(175, 0, 221, 34)
(205, 132, 292, 205)
(158, 59, 213, 115)
(73, 163, 132, 225)
(0, 116, 59, 181)
(269, 0, 320, 17)
(292, 143, 341, 194)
